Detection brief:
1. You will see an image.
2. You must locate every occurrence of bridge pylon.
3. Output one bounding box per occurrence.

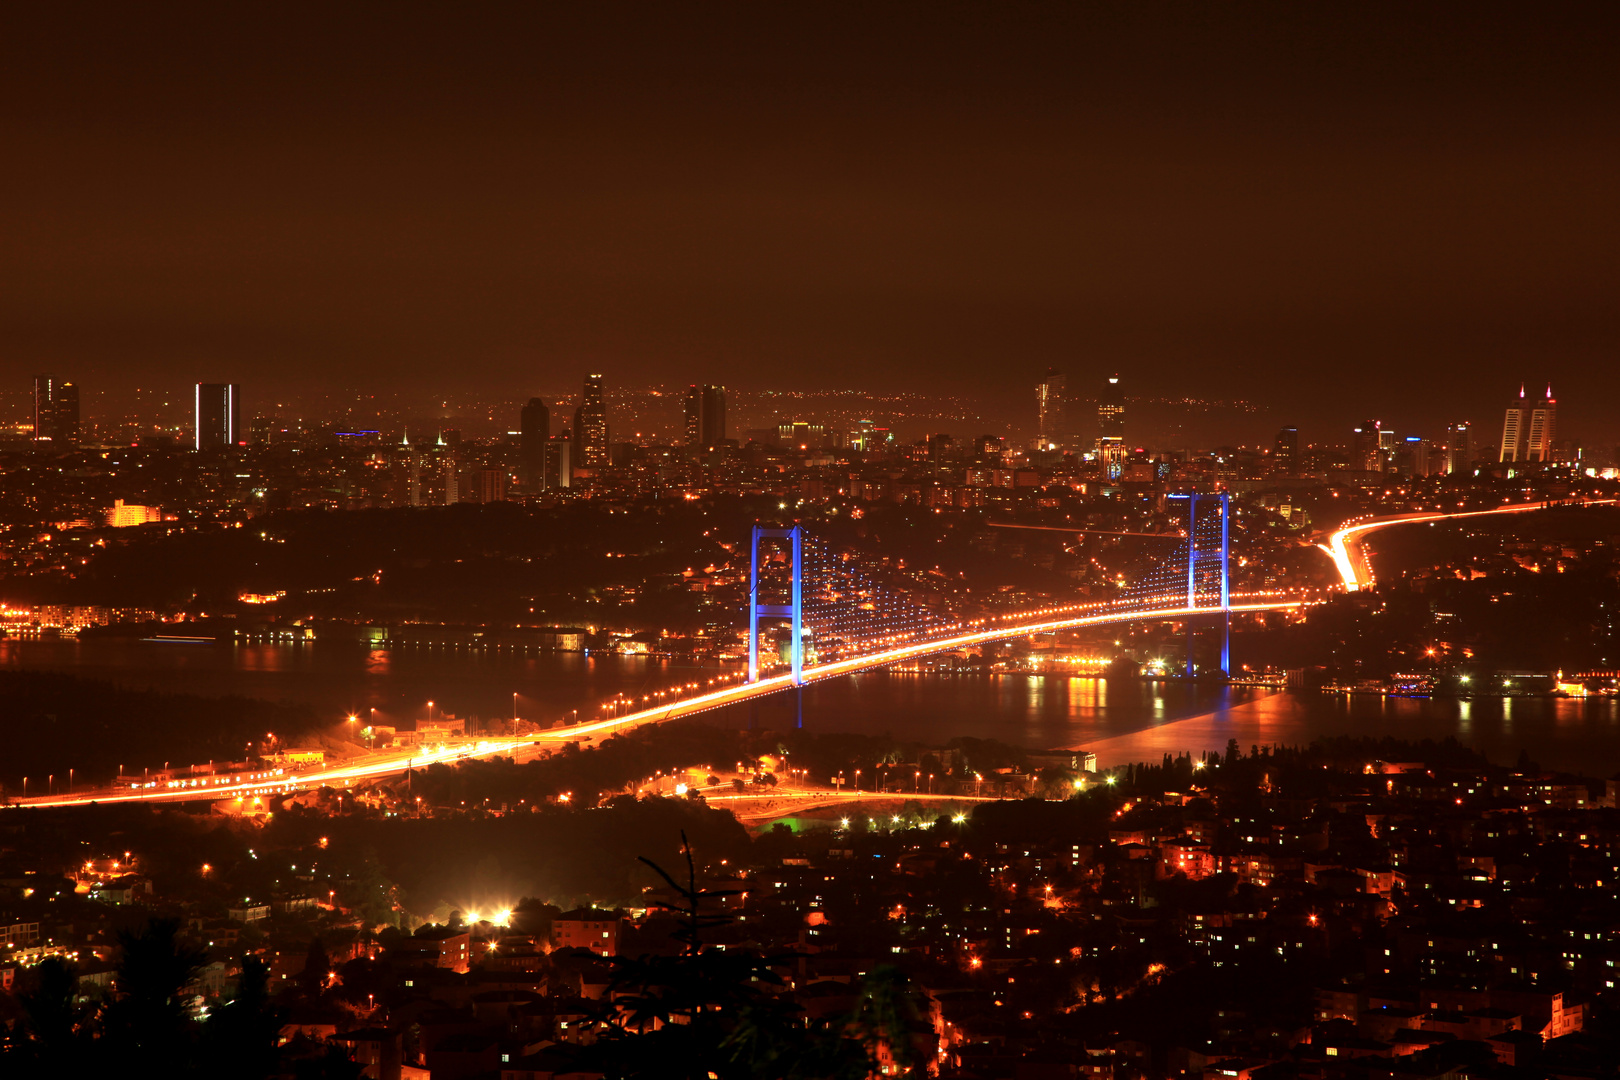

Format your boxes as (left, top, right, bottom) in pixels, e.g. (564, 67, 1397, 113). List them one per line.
(747, 524, 804, 687)
(1169, 492, 1232, 677)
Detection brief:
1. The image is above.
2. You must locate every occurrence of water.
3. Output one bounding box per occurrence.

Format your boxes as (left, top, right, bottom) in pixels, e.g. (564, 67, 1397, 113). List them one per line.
(3, 640, 1618, 775)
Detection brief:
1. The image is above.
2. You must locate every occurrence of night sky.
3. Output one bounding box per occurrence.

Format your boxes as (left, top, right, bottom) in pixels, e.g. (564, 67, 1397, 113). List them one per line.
(2, 4, 1616, 441)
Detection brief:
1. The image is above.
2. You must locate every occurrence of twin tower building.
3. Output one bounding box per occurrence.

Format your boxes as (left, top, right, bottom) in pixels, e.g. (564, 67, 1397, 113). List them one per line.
(1499, 384, 1558, 464)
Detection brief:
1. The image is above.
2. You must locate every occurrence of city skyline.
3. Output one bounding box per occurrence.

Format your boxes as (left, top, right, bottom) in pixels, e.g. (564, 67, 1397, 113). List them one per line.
(8, 369, 1607, 463)
(0, 5, 1614, 441)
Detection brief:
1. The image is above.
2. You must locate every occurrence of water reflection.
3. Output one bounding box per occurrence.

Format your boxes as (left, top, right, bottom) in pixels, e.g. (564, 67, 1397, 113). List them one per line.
(4, 639, 1620, 774)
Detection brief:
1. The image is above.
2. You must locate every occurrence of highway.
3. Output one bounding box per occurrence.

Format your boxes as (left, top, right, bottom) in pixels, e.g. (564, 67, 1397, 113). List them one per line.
(6, 600, 1299, 812)
(1321, 498, 1619, 591)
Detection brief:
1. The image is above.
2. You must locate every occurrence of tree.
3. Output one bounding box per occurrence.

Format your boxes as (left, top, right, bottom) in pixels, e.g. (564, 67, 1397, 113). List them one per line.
(15, 958, 85, 1076)
(297, 938, 331, 997)
(102, 918, 208, 1070)
(202, 956, 282, 1079)
(850, 965, 927, 1078)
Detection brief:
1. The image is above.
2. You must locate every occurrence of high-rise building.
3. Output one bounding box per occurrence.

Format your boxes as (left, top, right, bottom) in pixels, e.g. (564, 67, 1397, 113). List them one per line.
(1528, 385, 1557, 463)
(575, 374, 609, 466)
(441, 452, 459, 505)
(1500, 384, 1556, 463)
(1274, 427, 1299, 473)
(520, 398, 550, 488)
(32, 375, 79, 443)
(1035, 368, 1065, 450)
(1400, 436, 1432, 477)
(545, 434, 573, 489)
(1444, 422, 1473, 474)
(1096, 374, 1125, 466)
(1351, 421, 1381, 472)
(1377, 429, 1399, 470)
(476, 467, 507, 503)
(683, 384, 727, 449)
(194, 383, 243, 450)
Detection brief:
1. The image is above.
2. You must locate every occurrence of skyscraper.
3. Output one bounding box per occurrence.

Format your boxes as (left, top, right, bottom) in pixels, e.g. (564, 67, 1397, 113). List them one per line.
(1500, 390, 1524, 462)
(32, 376, 79, 443)
(1095, 374, 1125, 465)
(546, 434, 573, 489)
(1377, 429, 1399, 471)
(683, 384, 727, 450)
(520, 397, 550, 488)
(1527, 385, 1557, 463)
(1444, 422, 1473, 474)
(1274, 427, 1298, 473)
(575, 374, 609, 466)
(1035, 368, 1065, 450)
(1352, 421, 1381, 472)
(441, 452, 459, 505)
(194, 383, 243, 450)
(1500, 385, 1556, 463)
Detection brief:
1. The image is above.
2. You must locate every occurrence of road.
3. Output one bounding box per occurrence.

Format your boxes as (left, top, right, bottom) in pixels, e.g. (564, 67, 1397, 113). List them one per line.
(1321, 498, 1619, 591)
(6, 599, 1298, 811)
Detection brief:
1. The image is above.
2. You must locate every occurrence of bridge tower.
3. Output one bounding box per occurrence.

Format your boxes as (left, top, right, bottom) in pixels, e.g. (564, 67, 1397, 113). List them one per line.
(1169, 492, 1231, 676)
(747, 524, 804, 687)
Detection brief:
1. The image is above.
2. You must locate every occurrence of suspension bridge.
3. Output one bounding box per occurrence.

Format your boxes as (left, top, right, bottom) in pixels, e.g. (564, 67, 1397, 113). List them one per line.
(11, 495, 1302, 809)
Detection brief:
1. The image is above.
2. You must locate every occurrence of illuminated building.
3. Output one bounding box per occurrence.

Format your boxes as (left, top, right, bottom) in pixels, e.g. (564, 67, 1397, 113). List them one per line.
(1399, 435, 1431, 477)
(106, 499, 162, 527)
(1035, 368, 1065, 450)
(849, 419, 892, 452)
(1377, 428, 1399, 469)
(32, 375, 79, 443)
(440, 446, 459, 505)
(1352, 420, 1381, 472)
(545, 434, 573, 489)
(777, 421, 824, 448)
(574, 373, 609, 466)
(1528, 385, 1557, 462)
(551, 910, 622, 957)
(1274, 427, 1298, 474)
(1500, 385, 1556, 463)
(1445, 421, 1473, 473)
(1095, 374, 1125, 468)
(194, 383, 243, 450)
(683, 384, 727, 449)
(519, 397, 550, 488)
(1500, 389, 1524, 461)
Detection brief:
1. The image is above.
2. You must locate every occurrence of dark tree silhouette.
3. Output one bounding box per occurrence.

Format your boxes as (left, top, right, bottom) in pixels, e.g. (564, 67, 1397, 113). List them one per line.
(102, 917, 208, 1070)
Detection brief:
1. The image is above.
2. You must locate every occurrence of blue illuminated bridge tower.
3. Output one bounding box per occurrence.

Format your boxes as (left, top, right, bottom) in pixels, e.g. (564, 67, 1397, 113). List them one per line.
(746, 495, 1233, 726)
(1174, 492, 1232, 676)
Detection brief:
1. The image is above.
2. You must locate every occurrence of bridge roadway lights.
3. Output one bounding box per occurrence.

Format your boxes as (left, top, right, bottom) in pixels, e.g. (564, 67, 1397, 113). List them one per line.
(7, 602, 1301, 811)
(1322, 498, 1620, 592)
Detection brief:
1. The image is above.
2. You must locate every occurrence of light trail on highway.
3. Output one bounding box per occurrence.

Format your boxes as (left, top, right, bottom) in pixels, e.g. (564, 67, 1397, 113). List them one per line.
(1322, 498, 1619, 591)
(7, 600, 1299, 812)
